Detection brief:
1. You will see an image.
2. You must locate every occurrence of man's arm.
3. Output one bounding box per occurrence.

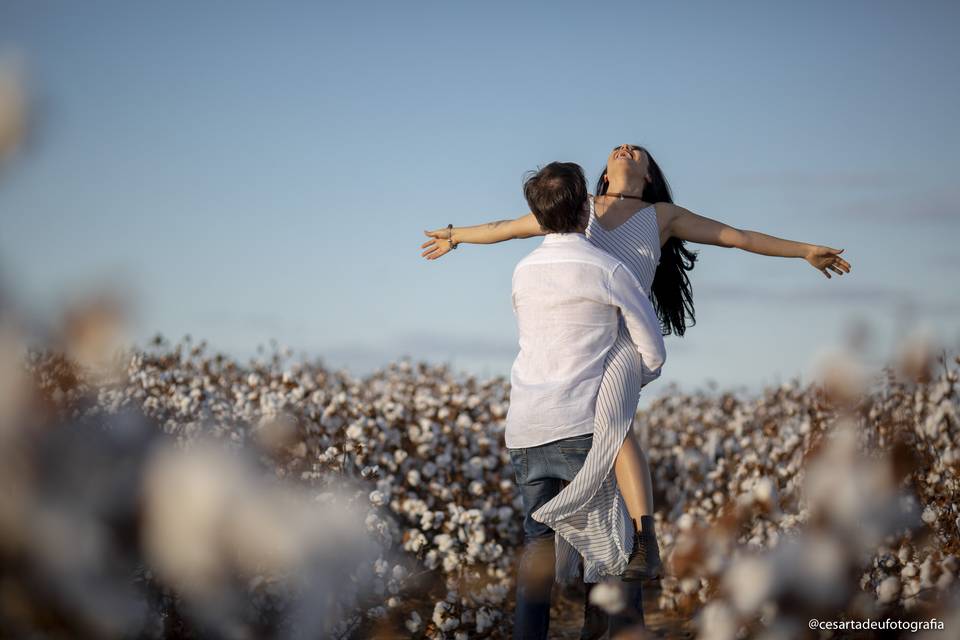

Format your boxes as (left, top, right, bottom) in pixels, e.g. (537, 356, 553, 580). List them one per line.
(607, 264, 666, 386)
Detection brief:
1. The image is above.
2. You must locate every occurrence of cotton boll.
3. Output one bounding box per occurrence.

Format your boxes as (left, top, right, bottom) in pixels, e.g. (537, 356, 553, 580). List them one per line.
(432, 600, 459, 631)
(680, 577, 700, 595)
(345, 422, 364, 441)
(812, 349, 867, 407)
(723, 555, 774, 615)
(696, 601, 738, 640)
(405, 611, 422, 633)
(588, 581, 626, 614)
(442, 552, 460, 572)
(898, 545, 912, 565)
(920, 556, 939, 589)
(403, 530, 427, 553)
(752, 477, 778, 512)
(877, 576, 901, 604)
(434, 533, 454, 553)
(142, 443, 239, 598)
(475, 607, 495, 633)
(406, 469, 421, 486)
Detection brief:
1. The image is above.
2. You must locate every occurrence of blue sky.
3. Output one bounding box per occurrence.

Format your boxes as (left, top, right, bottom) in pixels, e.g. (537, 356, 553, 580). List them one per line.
(1, 1, 958, 400)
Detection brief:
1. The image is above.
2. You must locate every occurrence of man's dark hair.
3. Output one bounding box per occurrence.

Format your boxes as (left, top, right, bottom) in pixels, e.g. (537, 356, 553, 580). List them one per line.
(522, 162, 588, 233)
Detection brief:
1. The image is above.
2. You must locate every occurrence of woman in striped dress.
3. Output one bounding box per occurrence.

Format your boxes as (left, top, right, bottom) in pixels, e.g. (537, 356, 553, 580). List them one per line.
(420, 143, 852, 582)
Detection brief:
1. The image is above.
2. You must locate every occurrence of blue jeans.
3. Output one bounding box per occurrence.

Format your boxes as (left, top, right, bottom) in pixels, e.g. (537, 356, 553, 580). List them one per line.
(508, 434, 644, 640)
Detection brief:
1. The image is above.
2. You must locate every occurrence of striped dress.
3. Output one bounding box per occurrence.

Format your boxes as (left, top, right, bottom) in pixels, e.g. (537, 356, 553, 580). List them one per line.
(531, 195, 662, 584)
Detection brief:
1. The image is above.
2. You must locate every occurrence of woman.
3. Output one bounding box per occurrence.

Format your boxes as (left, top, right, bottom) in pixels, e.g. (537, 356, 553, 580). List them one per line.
(420, 144, 852, 581)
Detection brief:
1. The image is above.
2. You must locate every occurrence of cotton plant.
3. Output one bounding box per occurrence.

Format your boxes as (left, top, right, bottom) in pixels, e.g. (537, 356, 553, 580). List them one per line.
(5, 307, 956, 639)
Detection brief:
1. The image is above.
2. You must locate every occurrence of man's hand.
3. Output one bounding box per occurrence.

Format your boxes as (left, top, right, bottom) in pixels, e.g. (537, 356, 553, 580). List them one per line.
(805, 246, 851, 279)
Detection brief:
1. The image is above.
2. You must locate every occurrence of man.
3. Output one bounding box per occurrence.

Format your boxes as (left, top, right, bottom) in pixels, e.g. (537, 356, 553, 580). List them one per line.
(505, 162, 666, 640)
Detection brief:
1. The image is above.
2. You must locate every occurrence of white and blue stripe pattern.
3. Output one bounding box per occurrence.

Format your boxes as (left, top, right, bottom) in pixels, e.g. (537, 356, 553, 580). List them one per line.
(531, 196, 661, 584)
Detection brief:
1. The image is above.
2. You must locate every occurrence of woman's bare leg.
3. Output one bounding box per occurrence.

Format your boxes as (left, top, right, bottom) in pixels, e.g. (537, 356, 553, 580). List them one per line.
(614, 429, 655, 518)
(615, 427, 663, 581)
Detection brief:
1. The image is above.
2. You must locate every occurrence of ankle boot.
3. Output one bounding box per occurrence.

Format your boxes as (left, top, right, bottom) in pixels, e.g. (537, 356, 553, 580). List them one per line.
(622, 515, 662, 582)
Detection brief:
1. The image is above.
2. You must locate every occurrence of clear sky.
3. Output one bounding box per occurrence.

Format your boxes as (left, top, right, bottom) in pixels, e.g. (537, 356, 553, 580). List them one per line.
(1, 1, 958, 401)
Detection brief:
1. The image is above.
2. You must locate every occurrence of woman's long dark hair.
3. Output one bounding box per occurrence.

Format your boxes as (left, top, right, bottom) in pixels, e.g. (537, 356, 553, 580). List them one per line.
(595, 146, 697, 336)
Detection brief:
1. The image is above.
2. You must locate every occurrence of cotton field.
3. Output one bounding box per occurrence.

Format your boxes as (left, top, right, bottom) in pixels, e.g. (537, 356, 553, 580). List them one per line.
(1, 303, 958, 638)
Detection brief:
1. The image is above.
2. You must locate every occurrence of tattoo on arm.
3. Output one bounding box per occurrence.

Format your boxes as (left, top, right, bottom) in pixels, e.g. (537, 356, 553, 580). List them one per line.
(486, 220, 510, 229)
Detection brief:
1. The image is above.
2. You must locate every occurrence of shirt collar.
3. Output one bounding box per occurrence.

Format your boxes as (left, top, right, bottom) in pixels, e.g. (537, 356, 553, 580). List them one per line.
(542, 232, 588, 245)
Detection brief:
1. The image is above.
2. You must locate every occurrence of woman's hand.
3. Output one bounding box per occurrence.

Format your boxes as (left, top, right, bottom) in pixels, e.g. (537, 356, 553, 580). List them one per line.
(421, 229, 456, 260)
(805, 246, 852, 279)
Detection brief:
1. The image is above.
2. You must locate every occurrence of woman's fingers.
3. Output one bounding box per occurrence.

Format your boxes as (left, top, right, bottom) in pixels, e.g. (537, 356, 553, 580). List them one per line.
(421, 239, 437, 249)
(422, 245, 449, 259)
(830, 257, 851, 273)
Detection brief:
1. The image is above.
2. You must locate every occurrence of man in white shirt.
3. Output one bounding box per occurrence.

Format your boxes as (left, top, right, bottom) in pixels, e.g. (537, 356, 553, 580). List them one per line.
(505, 162, 665, 640)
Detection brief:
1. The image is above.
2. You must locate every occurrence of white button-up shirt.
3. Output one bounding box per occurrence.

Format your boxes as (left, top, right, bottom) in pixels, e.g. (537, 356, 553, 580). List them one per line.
(504, 233, 666, 449)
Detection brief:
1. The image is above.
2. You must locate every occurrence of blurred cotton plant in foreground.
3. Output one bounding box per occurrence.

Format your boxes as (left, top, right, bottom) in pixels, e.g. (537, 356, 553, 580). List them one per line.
(8, 313, 957, 638)
(693, 421, 923, 640)
(0, 302, 380, 639)
(649, 344, 959, 639)
(143, 441, 379, 639)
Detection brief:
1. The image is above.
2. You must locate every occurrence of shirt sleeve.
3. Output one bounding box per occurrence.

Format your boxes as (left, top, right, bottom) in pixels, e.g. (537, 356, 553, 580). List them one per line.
(607, 263, 666, 387)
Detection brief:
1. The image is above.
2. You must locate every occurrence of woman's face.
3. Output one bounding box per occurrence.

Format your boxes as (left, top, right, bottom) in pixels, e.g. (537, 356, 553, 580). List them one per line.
(606, 144, 650, 183)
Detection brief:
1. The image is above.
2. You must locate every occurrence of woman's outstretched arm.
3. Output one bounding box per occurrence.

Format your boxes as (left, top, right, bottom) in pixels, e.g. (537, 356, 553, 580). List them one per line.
(420, 213, 543, 260)
(661, 202, 852, 279)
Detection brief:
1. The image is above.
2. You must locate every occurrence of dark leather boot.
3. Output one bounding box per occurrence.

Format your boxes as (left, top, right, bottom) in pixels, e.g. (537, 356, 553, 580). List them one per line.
(621, 515, 662, 582)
